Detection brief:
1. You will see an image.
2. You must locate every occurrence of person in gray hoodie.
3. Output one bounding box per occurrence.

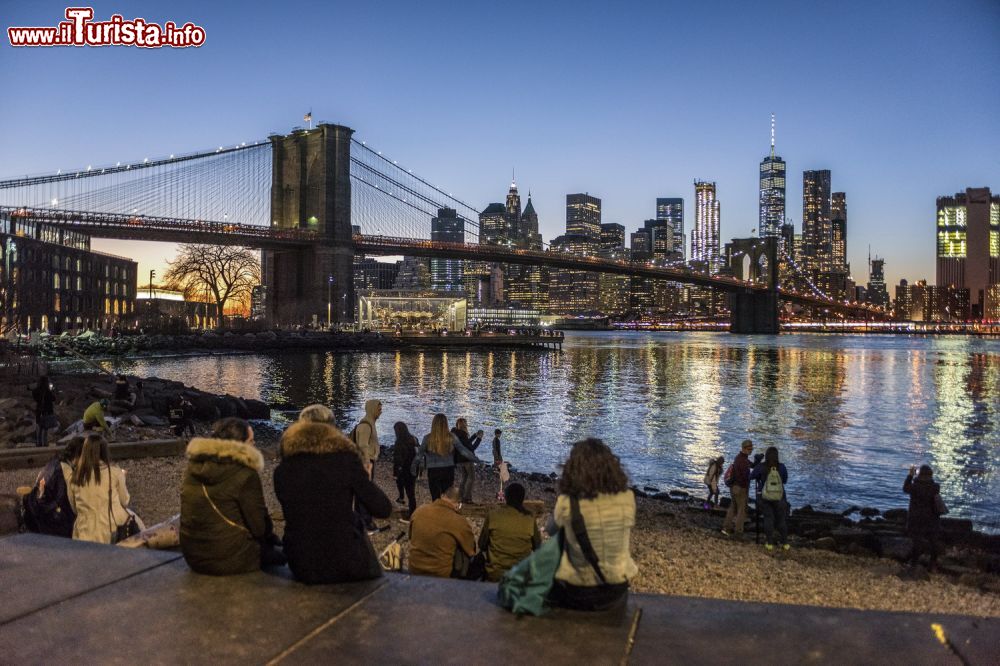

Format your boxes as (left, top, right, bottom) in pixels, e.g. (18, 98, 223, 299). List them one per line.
(352, 399, 384, 533)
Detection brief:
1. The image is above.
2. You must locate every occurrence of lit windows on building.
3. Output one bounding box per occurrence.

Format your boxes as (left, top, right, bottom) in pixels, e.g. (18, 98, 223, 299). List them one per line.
(692, 181, 721, 273)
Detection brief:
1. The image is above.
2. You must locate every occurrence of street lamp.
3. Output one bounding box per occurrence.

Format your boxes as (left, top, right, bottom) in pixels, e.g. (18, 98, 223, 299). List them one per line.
(327, 275, 334, 329)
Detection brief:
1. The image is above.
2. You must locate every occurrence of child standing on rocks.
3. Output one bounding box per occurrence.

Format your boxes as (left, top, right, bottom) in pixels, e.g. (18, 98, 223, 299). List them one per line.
(703, 455, 724, 509)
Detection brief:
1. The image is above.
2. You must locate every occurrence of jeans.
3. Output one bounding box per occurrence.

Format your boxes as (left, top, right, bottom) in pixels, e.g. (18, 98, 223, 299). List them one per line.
(396, 469, 417, 517)
(357, 461, 377, 529)
(427, 466, 455, 501)
(35, 417, 50, 447)
(723, 485, 749, 533)
(457, 462, 475, 503)
(759, 499, 788, 544)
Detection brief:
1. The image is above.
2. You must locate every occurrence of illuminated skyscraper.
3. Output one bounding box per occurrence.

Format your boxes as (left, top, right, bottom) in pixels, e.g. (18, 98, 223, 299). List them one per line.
(831, 192, 847, 272)
(692, 181, 721, 273)
(566, 193, 601, 243)
(600, 223, 626, 249)
(867, 255, 889, 308)
(430, 208, 464, 292)
(802, 170, 832, 273)
(656, 197, 684, 259)
(758, 115, 786, 240)
(936, 187, 1000, 318)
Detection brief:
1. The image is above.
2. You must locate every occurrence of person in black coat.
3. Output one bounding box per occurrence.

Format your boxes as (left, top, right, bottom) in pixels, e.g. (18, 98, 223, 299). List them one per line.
(32, 375, 57, 448)
(903, 464, 942, 570)
(392, 421, 419, 520)
(274, 420, 392, 584)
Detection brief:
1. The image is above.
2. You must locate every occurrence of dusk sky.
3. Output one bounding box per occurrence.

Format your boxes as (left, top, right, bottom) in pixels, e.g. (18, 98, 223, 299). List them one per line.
(2, 0, 998, 288)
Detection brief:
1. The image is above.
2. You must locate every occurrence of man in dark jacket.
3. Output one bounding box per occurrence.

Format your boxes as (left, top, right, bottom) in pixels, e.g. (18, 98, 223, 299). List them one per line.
(274, 421, 392, 584)
(722, 439, 753, 537)
(180, 418, 282, 575)
(32, 375, 57, 447)
(904, 465, 943, 570)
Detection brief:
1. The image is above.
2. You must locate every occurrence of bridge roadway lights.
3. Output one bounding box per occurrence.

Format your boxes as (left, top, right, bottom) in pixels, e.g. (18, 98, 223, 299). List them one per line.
(729, 288, 779, 334)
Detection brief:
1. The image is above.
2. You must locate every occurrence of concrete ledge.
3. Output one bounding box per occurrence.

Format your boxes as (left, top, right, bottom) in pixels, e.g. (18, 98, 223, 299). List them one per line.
(0, 535, 997, 664)
(0, 439, 186, 471)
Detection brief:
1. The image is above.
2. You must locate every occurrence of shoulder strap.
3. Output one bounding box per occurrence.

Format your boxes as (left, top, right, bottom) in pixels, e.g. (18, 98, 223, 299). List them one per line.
(201, 484, 249, 533)
(569, 496, 607, 584)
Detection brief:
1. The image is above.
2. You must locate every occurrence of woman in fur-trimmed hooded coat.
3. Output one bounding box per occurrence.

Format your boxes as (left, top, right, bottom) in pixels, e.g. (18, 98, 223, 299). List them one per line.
(274, 421, 393, 584)
(180, 434, 270, 576)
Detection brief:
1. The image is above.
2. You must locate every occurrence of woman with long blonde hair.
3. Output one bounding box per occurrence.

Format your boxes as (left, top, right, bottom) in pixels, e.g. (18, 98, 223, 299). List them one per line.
(413, 414, 480, 501)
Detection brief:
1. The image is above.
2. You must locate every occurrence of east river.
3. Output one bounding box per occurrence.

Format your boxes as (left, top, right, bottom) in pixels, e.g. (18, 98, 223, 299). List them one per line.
(91, 332, 1000, 531)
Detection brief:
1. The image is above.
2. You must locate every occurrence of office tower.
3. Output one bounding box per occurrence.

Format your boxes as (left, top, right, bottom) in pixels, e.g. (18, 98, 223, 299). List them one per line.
(936, 187, 1000, 318)
(548, 234, 599, 314)
(831, 192, 848, 273)
(758, 115, 786, 239)
(802, 170, 832, 273)
(520, 194, 542, 250)
(631, 229, 651, 261)
(600, 223, 626, 250)
(393, 256, 431, 290)
(656, 197, 685, 259)
(506, 192, 546, 309)
(479, 203, 509, 246)
(506, 179, 521, 220)
(430, 208, 464, 291)
(692, 181, 721, 273)
(643, 219, 672, 261)
(867, 255, 889, 307)
(566, 193, 601, 242)
(597, 245, 631, 317)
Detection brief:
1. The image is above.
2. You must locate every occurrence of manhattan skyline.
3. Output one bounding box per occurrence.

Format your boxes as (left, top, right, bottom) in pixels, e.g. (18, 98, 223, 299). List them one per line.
(1, 0, 998, 289)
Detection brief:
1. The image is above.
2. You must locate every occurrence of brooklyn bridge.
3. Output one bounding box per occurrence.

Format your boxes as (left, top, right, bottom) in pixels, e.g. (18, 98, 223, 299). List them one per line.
(0, 123, 885, 333)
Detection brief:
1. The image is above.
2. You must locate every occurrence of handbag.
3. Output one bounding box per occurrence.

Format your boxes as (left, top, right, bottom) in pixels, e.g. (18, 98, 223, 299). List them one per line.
(498, 528, 564, 616)
(934, 493, 949, 516)
(107, 465, 141, 544)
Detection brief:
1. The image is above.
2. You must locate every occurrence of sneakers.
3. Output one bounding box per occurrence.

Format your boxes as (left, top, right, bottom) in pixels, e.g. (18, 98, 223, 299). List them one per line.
(366, 524, 390, 536)
(398, 518, 411, 525)
(765, 543, 775, 552)
(782, 543, 791, 551)
(720, 529, 730, 536)
(395, 497, 406, 505)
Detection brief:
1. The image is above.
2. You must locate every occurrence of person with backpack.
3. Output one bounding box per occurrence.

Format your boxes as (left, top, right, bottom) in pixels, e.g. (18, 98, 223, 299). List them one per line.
(22, 437, 83, 537)
(392, 421, 419, 520)
(721, 439, 753, 537)
(749, 446, 789, 551)
(452, 418, 484, 504)
(32, 375, 58, 448)
(352, 399, 384, 534)
(903, 464, 944, 571)
(546, 438, 637, 612)
(703, 455, 724, 509)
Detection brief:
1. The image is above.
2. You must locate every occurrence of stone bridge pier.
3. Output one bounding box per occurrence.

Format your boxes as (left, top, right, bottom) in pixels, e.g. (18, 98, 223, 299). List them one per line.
(262, 124, 356, 327)
(729, 236, 780, 334)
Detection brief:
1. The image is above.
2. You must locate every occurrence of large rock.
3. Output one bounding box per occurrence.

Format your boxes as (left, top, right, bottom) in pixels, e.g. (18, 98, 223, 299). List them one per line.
(244, 399, 270, 420)
(877, 536, 913, 561)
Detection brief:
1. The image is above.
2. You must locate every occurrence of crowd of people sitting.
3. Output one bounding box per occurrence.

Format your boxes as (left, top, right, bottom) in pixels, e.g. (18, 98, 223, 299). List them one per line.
(20, 392, 950, 614)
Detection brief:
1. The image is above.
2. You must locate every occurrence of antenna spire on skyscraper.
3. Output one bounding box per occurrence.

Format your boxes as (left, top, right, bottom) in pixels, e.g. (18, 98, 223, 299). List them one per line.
(770, 113, 775, 158)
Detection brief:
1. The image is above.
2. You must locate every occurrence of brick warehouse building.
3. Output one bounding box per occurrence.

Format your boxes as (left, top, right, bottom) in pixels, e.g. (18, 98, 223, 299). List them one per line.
(1, 211, 137, 334)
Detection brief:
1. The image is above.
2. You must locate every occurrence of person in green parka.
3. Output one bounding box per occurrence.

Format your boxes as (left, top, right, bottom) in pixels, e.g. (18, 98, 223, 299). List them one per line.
(180, 417, 283, 575)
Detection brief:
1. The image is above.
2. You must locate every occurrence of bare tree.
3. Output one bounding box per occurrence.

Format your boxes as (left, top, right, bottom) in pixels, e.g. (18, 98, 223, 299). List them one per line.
(164, 245, 260, 319)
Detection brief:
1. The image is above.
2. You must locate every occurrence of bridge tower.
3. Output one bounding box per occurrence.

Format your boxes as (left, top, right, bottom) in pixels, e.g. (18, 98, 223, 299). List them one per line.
(263, 124, 355, 326)
(729, 236, 780, 334)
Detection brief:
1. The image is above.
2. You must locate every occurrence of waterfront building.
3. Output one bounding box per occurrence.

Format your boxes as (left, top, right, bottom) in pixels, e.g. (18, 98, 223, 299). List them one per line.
(691, 181, 721, 273)
(136, 285, 219, 331)
(758, 116, 786, 240)
(802, 170, 832, 274)
(936, 187, 1000, 319)
(597, 245, 631, 318)
(867, 256, 889, 308)
(354, 257, 401, 292)
(467, 306, 541, 328)
(430, 208, 464, 292)
(656, 197, 685, 259)
(566, 193, 601, 243)
(548, 234, 599, 315)
(0, 211, 136, 334)
(357, 291, 466, 331)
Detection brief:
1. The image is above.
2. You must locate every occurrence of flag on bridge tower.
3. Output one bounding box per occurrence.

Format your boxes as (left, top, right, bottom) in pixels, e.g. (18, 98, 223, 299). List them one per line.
(304, 111, 313, 129)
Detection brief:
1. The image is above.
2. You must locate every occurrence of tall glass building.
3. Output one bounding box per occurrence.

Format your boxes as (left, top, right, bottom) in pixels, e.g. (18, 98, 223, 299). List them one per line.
(655, 197, 684, 259)
(692, 181, 721, 273)
(430, 207, 464, 292)
(831, 192, 847, 273)
(758, 119, 786, 240)
(566, 193, 601, 243)
(802, 170, 832, 273)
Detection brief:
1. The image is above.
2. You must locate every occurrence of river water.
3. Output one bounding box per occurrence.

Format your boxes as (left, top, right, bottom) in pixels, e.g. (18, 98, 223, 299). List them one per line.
(86, 332, 1000, 531)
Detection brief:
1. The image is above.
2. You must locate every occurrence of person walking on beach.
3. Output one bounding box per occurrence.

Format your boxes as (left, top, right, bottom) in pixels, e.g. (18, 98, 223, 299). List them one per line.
(749, 446, 789, 551)
(703, 455, 724, 509)
(903, 465, 944, 571)
(352, 399, 384, 533)
(452, 418, 484, 504)
(722, 439, 753, 537)
(413, 414, 481, 501)
(32, 375, 57, 448)
(392, 421, 419, 520)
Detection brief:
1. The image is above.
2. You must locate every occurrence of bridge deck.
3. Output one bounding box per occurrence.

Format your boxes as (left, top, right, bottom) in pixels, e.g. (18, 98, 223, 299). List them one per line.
(1, 534, 995, 664)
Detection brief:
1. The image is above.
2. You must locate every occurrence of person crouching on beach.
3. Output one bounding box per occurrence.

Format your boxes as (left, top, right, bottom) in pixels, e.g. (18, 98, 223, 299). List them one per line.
(703, 455, 724, 509)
